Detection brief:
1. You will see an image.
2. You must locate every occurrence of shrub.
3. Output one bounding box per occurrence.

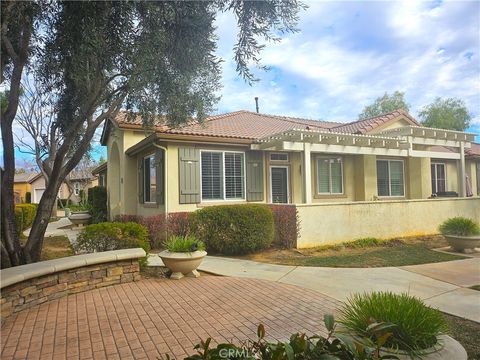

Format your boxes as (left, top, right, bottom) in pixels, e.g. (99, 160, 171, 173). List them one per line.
(57, 198, 72, 208)
(164, 235, 205, 252)
(190, 204, 274, 255)
(167, 212, 190, 237)
(339, 291, 448, 354)
(439, 217, 480, 236)
(16, 204, 37, 230)
(74, 222, 150, 267)
(114, 214, 141, 223)
(87, 186, 108, 223)
(346, 237, 386, 248)
(14, 207, 23, 235)
(269, 205, 300, 249)
(25, 191, 31, 203)
(115, 214, 167, 249)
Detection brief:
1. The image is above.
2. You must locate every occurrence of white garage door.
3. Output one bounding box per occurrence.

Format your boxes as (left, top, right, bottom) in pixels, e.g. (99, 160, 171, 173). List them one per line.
(34, 188, 45, 203)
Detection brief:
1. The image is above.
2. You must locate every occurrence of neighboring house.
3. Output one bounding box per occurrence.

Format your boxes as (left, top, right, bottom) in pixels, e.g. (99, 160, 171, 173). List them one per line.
(13, 172, 38, 204)
(100, 109, 480, 246)
(92, 162, 107, 187)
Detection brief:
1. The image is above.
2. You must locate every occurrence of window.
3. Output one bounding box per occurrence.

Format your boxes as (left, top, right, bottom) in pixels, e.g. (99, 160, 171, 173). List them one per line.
(316, 157, 343, 194)
(73, 182, 80, 196)
(377, 159, 404, 197)
(431, 163, 446, 194)
(201, 151, 245, 201)
(270, 153, 288, 161)
(143, 154, 156, 203)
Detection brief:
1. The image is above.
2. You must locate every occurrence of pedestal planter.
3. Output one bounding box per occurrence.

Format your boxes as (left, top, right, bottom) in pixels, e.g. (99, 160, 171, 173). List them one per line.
(159, 250, 207, 280)
(68, 211, 91, 226)
(380, 335, 467, 360)
(444, 235, 480, 253)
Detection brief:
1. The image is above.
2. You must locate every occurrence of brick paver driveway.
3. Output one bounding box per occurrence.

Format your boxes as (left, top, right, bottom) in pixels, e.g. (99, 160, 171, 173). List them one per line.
(1, 276, 340, 360)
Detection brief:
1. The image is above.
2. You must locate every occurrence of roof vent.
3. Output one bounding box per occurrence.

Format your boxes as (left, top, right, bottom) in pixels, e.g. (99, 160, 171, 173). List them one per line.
(254, 97, 259, 113)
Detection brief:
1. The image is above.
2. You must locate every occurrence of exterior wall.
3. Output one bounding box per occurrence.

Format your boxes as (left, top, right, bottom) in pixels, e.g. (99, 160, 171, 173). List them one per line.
(353, 155, 377, 201)
(13, 182, 31, 203)
(431, 159, 478, 195)
(297, 198, 480, 248)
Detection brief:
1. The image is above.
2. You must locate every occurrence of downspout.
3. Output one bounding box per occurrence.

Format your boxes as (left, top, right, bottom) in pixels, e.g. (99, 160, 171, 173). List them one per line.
(152, 143, 168, 218)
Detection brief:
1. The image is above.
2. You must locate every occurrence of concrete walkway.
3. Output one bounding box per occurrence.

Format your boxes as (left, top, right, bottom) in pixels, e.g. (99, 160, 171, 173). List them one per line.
(180, 256, 480, 322)
(24, 217, 82, 245)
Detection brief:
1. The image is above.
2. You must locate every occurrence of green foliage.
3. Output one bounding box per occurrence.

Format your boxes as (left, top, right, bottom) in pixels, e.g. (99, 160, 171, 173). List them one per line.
(87, 186, 107, 223)
(339, 292, 448, 354)
(68, 203, 91, 212)
(358, 91, 410, 120)
(25, 191, 31, 203)
(346, 238, 387, 248)
(164, 235, 205, 253)
(14, 207, 24, 236)
(270, 205, 300, 249)
(180, 316, 398, 360)
(15, 204, 38, 232)
(74, 222, 150, 267)
(190, 205, 274, 255)
(419, 97, 471, 131)
(439, 217, 480, 236)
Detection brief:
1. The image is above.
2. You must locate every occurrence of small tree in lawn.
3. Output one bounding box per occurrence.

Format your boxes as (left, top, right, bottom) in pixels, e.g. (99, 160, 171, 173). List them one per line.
(358, 91, 410, 120)
(419, 97, 471, 131)
(2, 1, 306, 266)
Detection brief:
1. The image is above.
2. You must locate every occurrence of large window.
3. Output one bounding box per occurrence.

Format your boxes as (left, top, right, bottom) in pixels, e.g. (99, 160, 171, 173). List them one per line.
(143, 154, 156, 203)
(377, 159, 405, 197)
(431, 163, 446, 194)
(201, 151, 245, 201)
(316, 157, 343, 195)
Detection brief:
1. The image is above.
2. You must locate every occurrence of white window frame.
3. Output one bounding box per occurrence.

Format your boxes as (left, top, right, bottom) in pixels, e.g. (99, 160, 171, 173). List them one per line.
(73, 182, 80, 196)
(143, 153, 156, 203)
(269, 165, 290, 204)
(376, 159, 405, 198)
(431, 162, 447, 194)
(316, 156, 344, 195)
(200, 150, 246, 202)
(270, 153, 289, 162)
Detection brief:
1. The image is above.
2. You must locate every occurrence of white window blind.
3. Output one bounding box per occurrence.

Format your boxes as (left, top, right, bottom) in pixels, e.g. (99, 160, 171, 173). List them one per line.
(377, 160, 404, 197)
(225, 153, 244, 199)
(431, 163, 446, 194)
(201, 152, 223, 200)
(316, 157, 343, 194)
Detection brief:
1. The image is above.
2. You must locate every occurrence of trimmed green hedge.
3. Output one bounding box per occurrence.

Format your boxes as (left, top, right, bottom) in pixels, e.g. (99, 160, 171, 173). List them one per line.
(87, 186, 107, 223)
(190, 204, 274, 255)
(14, 204, 38, 234)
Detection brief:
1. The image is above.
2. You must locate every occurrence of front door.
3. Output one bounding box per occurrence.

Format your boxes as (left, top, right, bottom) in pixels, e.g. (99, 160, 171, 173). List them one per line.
(270, 166, 289, 203)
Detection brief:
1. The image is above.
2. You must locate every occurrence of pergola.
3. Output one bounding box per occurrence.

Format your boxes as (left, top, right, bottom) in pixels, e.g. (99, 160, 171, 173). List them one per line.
(251, 125, 476, 201)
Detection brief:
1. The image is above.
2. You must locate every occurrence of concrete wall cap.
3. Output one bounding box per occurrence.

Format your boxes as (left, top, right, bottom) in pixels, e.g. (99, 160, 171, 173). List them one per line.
(0, 248, 146, 289)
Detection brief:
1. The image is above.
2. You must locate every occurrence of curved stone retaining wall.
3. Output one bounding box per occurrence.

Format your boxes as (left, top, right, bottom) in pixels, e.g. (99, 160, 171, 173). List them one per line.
(0, 248, 145, 321)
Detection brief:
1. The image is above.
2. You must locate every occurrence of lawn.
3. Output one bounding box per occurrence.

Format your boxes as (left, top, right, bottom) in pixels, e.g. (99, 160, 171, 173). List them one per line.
(239, 236, 467, 267)
(40, 235, 73, 261)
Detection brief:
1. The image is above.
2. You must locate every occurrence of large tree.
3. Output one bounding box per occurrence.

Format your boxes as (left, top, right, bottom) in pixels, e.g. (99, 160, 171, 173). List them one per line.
(1, 1, 305, 266)
(358, 91, 410, 120)
(419, 97, 471, 131)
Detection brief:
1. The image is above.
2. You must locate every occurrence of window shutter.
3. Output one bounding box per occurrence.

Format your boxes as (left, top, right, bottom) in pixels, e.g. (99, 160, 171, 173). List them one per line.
(138, 158, 144, 204)
(179, 147, 200, 204)
(155, 149, 164, 204)
(246, 151, 264, 201)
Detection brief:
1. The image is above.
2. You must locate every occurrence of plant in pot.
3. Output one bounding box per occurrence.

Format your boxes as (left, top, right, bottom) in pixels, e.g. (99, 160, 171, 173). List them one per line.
(159, 235, 207, 280)
(338, 291, 467, 360)
(68, 203, 92, 226)
(439, 217, 480, 253)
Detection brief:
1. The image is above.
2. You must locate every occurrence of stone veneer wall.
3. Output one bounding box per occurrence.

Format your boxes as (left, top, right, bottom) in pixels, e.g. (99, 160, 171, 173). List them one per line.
(1, 259, 140, 321)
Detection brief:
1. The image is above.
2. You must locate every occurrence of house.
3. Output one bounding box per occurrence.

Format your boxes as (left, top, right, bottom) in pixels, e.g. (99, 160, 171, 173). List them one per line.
(100, 109, 480, 247)
(92, 162, 107, 187)
(13, 172, 38, 204)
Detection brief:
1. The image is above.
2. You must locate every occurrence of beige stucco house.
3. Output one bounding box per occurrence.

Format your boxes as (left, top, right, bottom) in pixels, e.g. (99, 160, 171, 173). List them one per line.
(101, 109, 480, 247)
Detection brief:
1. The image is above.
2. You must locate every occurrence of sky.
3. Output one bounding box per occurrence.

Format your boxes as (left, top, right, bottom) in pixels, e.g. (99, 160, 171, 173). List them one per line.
(6, 0, 480, 168)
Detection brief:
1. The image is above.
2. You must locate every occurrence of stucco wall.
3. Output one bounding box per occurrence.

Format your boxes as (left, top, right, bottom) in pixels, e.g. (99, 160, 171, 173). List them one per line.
(13, 183, 31, 203)
(297, 198, 480, 248)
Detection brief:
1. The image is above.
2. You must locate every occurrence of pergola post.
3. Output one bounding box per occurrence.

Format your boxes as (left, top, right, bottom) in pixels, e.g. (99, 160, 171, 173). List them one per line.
(459, 142, 466, 197)
(303, 142, 312, 204)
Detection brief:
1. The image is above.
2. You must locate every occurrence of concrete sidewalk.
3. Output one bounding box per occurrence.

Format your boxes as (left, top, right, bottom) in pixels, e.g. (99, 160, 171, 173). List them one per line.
(24, 217, 81, 245)
(194, 256, 480, 322)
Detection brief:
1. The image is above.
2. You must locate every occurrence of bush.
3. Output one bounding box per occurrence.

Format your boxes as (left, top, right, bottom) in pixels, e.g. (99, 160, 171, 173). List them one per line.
(25, 191, 31, 203)
(74, 222, 150, 267)
(439, 217, 480, 236)
(167, 212, 190, 237)
(87, 186, 107, 223)
(164, 235, 205, 252)
(339, 291, 448, 355)
(15, 204, 37, 231)
(269, 205, 300, 249)
(140, 214, 167, 248)
(190, 204, 274, 255)
(57, 198, 72, 208)
(14, 207, 23, 235)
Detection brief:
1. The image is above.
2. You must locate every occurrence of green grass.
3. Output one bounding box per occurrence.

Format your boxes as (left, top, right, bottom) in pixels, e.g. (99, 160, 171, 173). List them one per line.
(40, 235, 73, 260)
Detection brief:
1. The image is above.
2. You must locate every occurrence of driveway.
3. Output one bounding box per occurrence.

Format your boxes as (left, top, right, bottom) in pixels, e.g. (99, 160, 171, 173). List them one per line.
(189, 256, 480, 322)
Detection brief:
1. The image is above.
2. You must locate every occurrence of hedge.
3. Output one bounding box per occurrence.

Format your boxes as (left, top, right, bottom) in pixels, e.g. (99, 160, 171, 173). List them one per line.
(87, 186, 107, 223)
(25, 191, 31, 203)
(190, 204, 274, 255)
(14, 204, 38, 234)
(269, 205, 300, 249)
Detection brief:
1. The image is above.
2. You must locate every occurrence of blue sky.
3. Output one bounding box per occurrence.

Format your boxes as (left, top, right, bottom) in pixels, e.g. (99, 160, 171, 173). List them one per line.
(7, 0, 480, 167)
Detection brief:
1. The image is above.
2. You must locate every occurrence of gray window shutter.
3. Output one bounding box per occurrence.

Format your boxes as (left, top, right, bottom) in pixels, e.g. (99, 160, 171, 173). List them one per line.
(138, 158, 144, 204)
(246, 151, 264, 201)
(155, 149, 164, 204)
(179, 147, 200, 204)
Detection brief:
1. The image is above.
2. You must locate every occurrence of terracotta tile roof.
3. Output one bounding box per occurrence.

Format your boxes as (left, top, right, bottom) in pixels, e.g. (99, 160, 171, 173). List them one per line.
(466, 142, 480, 157)
(112, 109, 421, 140)
(331, 109, 420, 134)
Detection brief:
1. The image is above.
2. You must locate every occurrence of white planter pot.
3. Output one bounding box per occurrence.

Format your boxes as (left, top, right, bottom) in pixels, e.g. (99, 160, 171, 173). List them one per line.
(380, 335, 467, 360)
(444, 234, 480, 252)
(159, 250, 207, 280)
(68, 212, 91, 226)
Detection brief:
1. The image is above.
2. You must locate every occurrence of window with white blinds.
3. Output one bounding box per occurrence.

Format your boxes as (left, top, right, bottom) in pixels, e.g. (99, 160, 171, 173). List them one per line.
(431, 163, 446, 194)
(201, 151, 245, 201)
(316, 157, 343, 194)
(376, 159, 404, 197)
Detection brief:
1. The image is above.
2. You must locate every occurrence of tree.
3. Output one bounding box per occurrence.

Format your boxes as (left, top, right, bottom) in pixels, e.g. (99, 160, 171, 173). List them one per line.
(98, 155, 106, 165)
(358, 91, 410, 120)
(2, 1, 305, 266)
(419, 97, 471, 131)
